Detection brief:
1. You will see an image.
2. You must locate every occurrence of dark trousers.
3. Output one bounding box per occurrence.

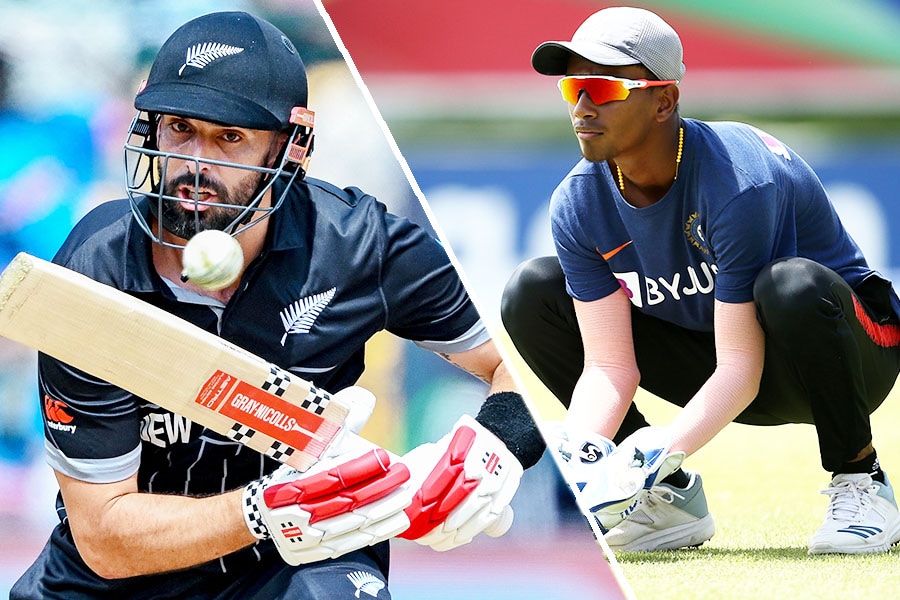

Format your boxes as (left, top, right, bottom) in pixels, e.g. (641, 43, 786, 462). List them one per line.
(501, 256, 900, 472)
(11, 524, 391, 600)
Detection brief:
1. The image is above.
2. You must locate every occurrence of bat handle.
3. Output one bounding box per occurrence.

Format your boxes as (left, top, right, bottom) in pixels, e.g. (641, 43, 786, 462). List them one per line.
(318, 386, 384, 462)
(332, 386, 376, 435)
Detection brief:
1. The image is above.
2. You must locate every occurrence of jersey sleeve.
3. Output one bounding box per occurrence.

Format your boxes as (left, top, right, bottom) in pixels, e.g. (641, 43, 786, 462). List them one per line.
(550, 180, 621, 302)
(379, 211, 485, 351)
(39, 352, 142, 484)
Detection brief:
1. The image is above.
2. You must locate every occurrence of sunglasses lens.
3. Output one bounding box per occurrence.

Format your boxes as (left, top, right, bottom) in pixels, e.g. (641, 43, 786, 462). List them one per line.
(558, 77, 630, 105)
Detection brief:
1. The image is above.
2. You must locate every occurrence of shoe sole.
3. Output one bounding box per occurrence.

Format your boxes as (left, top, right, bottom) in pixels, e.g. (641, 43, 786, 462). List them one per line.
(608, 513, 716, 552)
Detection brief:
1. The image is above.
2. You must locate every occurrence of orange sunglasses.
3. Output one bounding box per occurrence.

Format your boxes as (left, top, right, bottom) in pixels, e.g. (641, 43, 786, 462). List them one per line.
(557, 75, 678, 105)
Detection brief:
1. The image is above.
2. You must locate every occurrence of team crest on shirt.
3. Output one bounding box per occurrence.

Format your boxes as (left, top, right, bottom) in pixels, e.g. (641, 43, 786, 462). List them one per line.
(684, 212, 710, 255)
(279, 287, 337, 346)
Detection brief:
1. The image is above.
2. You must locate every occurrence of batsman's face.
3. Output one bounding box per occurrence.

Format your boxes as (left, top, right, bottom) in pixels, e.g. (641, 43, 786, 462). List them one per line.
(564, 57, 660, 164)
(155, 115, 286, 239)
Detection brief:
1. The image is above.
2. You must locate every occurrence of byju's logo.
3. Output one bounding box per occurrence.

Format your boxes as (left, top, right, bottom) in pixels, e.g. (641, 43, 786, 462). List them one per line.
(615, 264, 717, 308)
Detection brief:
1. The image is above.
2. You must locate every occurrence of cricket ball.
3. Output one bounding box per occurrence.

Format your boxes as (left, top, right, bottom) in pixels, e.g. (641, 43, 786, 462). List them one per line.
(180, 229, 244, 291)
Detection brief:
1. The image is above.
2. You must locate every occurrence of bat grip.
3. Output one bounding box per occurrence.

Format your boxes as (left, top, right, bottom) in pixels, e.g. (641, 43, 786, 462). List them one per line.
(331, 386, 376, 434)
(318, 386, 390, 463)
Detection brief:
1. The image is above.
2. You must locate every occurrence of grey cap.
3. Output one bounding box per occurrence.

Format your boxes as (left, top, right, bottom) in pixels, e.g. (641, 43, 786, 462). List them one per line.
(532, 7, 685, 81)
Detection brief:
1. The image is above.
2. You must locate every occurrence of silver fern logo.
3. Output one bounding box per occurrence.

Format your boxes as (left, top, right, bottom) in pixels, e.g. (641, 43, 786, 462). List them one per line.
(178, 42, 244, 76)
(279, 288, 336, 346)
(346, 570, 385, 598)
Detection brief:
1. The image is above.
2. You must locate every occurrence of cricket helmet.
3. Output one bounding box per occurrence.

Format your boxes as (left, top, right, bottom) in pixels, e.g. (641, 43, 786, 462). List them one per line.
(124, 11, 315, 246)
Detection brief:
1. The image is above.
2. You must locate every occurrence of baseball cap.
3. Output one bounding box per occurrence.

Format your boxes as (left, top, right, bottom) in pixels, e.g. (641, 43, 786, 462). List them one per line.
(135, 11, 308, 131)
(531, 7, 685, 82)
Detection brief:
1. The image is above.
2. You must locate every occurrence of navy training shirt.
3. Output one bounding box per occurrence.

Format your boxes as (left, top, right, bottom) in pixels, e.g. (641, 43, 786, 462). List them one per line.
(550, 118, 900, 331)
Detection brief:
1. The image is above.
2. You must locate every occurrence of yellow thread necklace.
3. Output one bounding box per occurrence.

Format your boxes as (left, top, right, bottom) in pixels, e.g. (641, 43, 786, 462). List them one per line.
(617, 125, 684, 192)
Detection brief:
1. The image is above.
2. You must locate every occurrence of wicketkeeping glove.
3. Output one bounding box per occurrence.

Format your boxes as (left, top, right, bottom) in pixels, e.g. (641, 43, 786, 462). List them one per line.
(585, 426, 685, 531)
(546, 423, 685, 532)
(544, 421, 616, 526)
(396, 414, 524, 551)
(241, 387, 413, 565)
(544, 420, 616, 487)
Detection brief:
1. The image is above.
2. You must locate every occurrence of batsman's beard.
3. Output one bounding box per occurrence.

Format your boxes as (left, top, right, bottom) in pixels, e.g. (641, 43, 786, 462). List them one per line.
(158, 169, 268, 239)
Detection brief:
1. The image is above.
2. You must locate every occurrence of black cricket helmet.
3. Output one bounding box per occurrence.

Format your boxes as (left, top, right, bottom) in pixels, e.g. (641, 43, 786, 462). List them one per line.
(124, 11, 315, 246)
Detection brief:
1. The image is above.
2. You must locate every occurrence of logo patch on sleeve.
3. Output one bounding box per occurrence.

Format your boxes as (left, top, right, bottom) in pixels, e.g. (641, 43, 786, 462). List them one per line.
(44, 395, 76, 434)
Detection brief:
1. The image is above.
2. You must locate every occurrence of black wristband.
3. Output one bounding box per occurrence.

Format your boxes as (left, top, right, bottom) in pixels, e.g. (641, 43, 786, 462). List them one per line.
(475, 391, 546, 469)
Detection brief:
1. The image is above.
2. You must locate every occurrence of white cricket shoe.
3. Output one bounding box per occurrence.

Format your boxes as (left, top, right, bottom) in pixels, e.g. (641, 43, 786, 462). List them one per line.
(604, 472, 715, 551)
(808, 472, 900, 554)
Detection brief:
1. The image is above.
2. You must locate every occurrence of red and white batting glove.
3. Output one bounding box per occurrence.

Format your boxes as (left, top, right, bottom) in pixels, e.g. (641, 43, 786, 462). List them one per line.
(242, 449, 412, 565)
(241, 387, 413, 565)
(242, 400, 524, 563)
(396, 415, 524, 551)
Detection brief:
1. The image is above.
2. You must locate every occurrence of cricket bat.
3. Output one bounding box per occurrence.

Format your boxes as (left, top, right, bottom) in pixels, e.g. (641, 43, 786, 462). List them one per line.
(0, 252, 354, 472)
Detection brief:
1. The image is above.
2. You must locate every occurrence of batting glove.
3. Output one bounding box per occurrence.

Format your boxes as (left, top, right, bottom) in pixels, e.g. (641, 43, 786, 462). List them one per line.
(241, 386, 413, 565)
(397, 415, 524, 551)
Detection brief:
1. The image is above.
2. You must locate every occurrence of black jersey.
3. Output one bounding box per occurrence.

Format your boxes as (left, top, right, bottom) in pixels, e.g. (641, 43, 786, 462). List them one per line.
(23, 177, 487, 597)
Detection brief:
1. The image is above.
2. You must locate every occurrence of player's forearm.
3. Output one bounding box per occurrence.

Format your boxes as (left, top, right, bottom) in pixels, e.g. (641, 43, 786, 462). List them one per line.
(669, 363, 761, 457)
(569, 291, 639, 437)
(486, 357, 517, 395)
(65, 482, 255, 578)
(567, 363, 639, 438)
(669, 300, 765, 456)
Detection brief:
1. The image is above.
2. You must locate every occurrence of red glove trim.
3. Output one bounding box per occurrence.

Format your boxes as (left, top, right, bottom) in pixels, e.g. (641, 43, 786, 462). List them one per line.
(399, 426, 479, 540)
(263, 449, 411, 523)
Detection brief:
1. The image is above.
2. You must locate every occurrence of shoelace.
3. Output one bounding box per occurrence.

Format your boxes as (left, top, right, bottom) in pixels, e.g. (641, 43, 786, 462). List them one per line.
(822, 477, 875, 521)
(642, 485, 686, 508)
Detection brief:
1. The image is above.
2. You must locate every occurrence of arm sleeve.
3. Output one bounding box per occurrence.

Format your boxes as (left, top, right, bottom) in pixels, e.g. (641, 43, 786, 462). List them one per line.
(39, 353, 142, 483)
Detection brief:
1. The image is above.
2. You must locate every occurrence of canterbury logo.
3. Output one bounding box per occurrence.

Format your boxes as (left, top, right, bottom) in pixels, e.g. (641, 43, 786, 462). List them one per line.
(44, 395, 77, 434)
(44, 396, 73, 424)
(346, 571, 385, 598)
(178, 43, 244, 76)
(280, 288, 336, 346)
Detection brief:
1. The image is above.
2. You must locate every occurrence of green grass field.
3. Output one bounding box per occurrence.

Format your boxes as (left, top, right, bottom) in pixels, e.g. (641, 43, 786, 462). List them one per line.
(503, 333, 900, 600)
